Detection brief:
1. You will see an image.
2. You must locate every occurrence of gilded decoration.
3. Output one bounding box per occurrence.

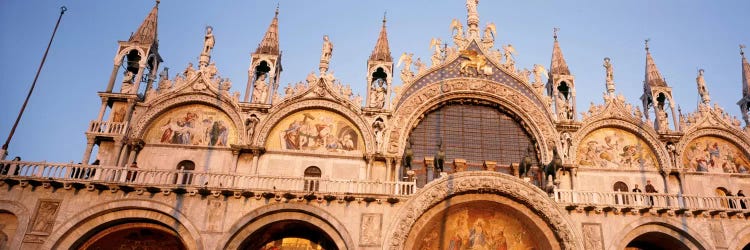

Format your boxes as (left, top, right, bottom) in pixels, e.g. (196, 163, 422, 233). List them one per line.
(144, 104, 237, 146)
(266, 109, 364, 152)
(682, 136, 750, 173)
(576, 127, 658, 169)
(413, 203, 539, 250)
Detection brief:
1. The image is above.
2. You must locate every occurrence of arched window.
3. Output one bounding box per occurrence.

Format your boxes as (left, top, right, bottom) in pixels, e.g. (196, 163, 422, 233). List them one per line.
(174, 160, 195, 185)
(613, 181, 629, 205)
(304, 166, 321, 192)
(715, 187, 729, 208)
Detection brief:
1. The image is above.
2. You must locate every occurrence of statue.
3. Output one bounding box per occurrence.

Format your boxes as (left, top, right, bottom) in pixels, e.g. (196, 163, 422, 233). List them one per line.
(245, 115, 259, 143)
(353, 94, 363, 106)
(430, 38, 444, 66)
(342, 84, 353, 98)
(666, 142, 678, 168)
(556, 93, 568, 120)
(219, 78, 231, 94)
(459, 50, 489, 76)
(284, 83, 294, 97)
(519, 68, 531, 83)
(370, 78, 387, 108)
(372, 119, 386, 152)
(319, 35, 333, 72)
(121, 71, 136, 94)
(466, 0, 479, 19)
(542, 147, 563, 184)
(483, 23, 496, 42)
(450, 19, 464, 40)
(532, 64, 546, 84)
(414, 58, 426, 74)
(603, 57, 615, 94)
(202, 26, 215, 56)
(696, 69, 710, 104)
(518, 145, 534, 178)
(403, 141, 414, 170)
(184, 62, 196, 79)
(503, 44, 516, 71)
(434, 141, 445, 172)
(656, 109, 669, 131)
(397, 52, 414, 81)
(252, 73, 268, 103)
(560, 132, 572, 160)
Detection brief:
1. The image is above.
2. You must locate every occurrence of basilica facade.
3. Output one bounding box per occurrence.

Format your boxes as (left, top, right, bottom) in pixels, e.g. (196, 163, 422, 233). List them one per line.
(1, 1, 750, 250)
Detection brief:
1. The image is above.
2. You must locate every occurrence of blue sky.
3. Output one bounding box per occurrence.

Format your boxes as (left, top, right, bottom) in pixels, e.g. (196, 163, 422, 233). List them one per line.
(1, 1, 748, 162)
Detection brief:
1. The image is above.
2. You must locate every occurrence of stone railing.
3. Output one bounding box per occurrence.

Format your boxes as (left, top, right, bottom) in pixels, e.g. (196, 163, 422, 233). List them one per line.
(0, 160, 416, 196)
(554, 189, 750, 215)
(87, 120, 128, 135)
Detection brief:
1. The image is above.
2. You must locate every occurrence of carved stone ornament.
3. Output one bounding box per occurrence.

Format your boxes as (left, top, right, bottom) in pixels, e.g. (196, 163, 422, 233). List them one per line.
(383, 171, 582, 249)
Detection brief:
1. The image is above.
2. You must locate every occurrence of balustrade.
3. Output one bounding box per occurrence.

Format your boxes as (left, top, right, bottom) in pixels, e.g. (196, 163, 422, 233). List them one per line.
(87, 120, 128, 135)
(0, 160, 417, 196)
(555, 189, 750, 212)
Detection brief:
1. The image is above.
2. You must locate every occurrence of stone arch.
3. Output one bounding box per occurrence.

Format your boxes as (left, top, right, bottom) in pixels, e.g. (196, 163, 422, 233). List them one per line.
(727, 224, 750, 250)
(219, 203, 354, 250)
(41, 199, 202, 250)
(608, 217, 710, 250)
(383, 171, 582, 249)
(571, 118, 669, 170)
(677, 127, 750, 170)
(113, 46, 147, 66)
(0, 201, 31, 250)
(131, 93, 244, 142)
(389, 78, 557, 162)
(255, 99, 373, 153)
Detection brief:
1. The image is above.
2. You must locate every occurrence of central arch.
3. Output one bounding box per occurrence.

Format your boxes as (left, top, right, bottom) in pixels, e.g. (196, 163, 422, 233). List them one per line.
(384, 171, 582, 249)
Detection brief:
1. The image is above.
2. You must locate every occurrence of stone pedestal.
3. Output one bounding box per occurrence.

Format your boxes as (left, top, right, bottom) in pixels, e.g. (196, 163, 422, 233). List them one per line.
(483, 161, 497, 171)
(424, 157, 435, 180)
(453, 159, 467, 173)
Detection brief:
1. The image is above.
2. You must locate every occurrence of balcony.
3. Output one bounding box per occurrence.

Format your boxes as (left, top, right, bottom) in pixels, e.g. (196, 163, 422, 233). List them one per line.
(0, 160, 416, 196)
(87, 120, 128, 136)
(554, 189, 750, 215)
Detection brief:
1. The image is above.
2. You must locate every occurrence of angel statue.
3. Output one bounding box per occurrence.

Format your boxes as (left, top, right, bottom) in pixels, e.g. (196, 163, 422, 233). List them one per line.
(503, 44, 517, 71)
(397, 52, 414, 81)
(450, 19, 464, 40)
(430, 38, 444, 66)
(483, 23, 496, 42)
(533, 64, 547, 84)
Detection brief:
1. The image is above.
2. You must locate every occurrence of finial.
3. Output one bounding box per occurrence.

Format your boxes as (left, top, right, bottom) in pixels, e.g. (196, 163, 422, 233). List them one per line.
(60, 6, 67, 14)
(155, 0, 160, 7)
(741, 44, 746, 57)
(553, 27, 559, 41)
(383, 11, 387, 24)
(275, 3, 279, 16)
(645, 39, 650, 52)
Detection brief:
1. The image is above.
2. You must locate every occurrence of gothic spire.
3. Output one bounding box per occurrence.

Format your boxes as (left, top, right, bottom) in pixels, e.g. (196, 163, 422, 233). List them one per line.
(549, 28, 570, 75)
(255, 6, 280, 55)
(644, 40, 667, 87)
(129, 1, 159, 46)
(369, 14, 392, 62)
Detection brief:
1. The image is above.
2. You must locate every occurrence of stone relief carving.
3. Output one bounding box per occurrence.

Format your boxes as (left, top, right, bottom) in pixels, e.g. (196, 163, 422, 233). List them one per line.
(205, 199, 225, 232)
(360, 213, 382, 246)
(384, 172, 581, 250)
(29, 200, 60, 235)
(582, 223, 603, 250)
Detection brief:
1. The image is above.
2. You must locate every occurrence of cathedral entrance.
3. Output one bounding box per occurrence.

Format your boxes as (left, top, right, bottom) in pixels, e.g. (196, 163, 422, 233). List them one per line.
(625, 231, 691, 250)
(239, 220, 336, 250)
(75, 222, 186, 250)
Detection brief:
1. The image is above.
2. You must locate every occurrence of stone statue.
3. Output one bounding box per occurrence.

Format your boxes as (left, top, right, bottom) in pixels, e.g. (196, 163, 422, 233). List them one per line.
(666, 142, 678, 168)
(556, 93, 568, 120)
(518, 145, 534, 178)
(696, 69, 710, 104)
(434, 142, 445, 172)
(353, 94, 363, 106)
(342, 84, 353, 98)
(414, 58, 426, 74)
(370, 79, 387, 108)
(252, 73, 268, 103)
(157, 68, 171, 93)
(483, 23, 496, 42)
(656, 109, 669, 131)
(503, 44, 516, 71)
(245, 115, 260, 142)
(397, 52, 414, 81)
(202, 26, 215, 56)
(319, 35, 333, 72)
(184, 62, 196, 79)
(284, 83, 294, 97)
(220, 78, 231, 94)
(603, 57, 615, 94)
(532, 64, 546, 84)
(372, 119, 386, 152)
(403, 141, 414, 170)
(430, 38, 443, 66)
(561, 132, 572, 160)
(121, 71, 136, 94)
(466, 0, 479, 19)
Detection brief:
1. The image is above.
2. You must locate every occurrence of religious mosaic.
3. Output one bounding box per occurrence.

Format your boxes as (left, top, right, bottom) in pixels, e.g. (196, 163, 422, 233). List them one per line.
(414, 203, 539, 250)
(576, 127, 658, 169)
(145, 104, 237, 146)
(682, 136, 750, 173)
(266, 109, 363, 152)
